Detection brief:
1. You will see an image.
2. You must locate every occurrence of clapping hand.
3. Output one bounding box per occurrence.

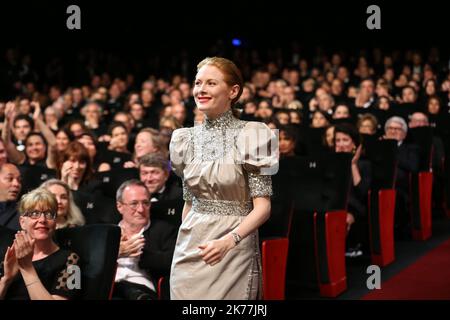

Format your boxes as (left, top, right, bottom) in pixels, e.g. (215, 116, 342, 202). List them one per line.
(13, 231, 35, 270)
(119, 232, 146, 258)
(1, 245, 19, 283)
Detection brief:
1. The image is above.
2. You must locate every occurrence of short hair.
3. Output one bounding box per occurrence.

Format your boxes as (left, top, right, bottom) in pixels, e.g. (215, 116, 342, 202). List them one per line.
(334, 123, 361, 147)
(108, 121, 128, 136)
(41, 179, 85, 228)
(56, 126, 75, 141)
(357, 113, 379, 130)
(385, 116, 408, 134)
(19, 188, 58, 217)
(77, 131, 97, 144)
(138, 153, 169, 171)
(25, 131, 47, 147)
(402, 85, 416, 95)
(279, 125, 298, 142)
(116, 179, 149, 202)
(13, 114, 34, 128)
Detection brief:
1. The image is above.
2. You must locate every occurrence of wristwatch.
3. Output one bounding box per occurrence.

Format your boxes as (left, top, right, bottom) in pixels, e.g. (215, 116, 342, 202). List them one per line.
(231, 232, 242, 245)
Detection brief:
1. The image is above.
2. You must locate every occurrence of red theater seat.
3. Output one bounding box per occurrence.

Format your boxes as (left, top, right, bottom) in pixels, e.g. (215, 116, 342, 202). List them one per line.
(262, 237, 289, 300)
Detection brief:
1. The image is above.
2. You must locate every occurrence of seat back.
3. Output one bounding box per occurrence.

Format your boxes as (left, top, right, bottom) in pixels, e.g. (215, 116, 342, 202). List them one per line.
(93, 168, 139, 199)
(284, 153, 352, 213)
(363, 138, 398, 190)
(54, 224, 121, 300)
(19, 165, 57, 193)
(407, 127, 433, 172)
(282, 154, 352, 297)
(151, 199, 184, 228)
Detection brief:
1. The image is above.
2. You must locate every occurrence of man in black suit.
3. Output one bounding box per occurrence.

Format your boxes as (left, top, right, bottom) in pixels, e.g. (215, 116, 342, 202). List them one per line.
(384, 116, 420, 239)
(138, 153, 182, 202)
(138, 153, 183, 226)
(113, 180, 177, 300)
(0, 163, 22, 231)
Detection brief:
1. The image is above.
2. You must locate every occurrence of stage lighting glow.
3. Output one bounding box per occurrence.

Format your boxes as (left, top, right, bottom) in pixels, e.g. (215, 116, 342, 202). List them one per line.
(232, 38, 242, 46)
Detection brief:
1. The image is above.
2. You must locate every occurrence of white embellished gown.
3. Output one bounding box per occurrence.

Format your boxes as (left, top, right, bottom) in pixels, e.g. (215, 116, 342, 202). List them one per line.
(169, 109, 278, 300)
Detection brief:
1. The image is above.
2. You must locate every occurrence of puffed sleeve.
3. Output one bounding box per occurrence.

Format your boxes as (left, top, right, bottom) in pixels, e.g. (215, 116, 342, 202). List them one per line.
(169, 128, 194, 201)
(237, 122, 279, 198)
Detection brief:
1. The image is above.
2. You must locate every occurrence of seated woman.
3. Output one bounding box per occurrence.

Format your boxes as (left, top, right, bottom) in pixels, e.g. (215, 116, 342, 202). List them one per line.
(107, 122, 130, 155)
(20, 132, 52, 168)
(357, 113, 379, 136)
(48, 127, 74, 169)
(77, 131, 111, 172)
(334, 123, 372, 257)
(278, 125, 297, 158)
(57, 141, 93, 192)
(123, 128, 167, 168)
(0, 188, 81, 300)
(41, 179, 85, 229)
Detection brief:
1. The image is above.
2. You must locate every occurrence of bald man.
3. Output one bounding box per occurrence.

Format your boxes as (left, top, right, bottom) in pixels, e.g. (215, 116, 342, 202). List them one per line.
(0, 163, 22, 230)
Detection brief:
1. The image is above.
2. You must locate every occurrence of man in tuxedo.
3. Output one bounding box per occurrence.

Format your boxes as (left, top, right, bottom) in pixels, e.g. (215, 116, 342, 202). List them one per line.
(384, 116, 420, 239)
(0, 163, 22, 230)
(113, 179, 177, 300)
(138, 153, 182, 203)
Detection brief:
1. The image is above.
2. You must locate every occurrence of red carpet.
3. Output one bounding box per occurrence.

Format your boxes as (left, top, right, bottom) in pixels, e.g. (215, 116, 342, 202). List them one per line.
(362, 238, 450, 300)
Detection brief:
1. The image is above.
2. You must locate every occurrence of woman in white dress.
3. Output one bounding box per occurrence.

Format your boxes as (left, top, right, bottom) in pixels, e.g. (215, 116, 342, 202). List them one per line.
(169, 57, 278, 299)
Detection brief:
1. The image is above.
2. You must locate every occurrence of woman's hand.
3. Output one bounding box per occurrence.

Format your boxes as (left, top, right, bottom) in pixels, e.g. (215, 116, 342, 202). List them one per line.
(346, 213, 355, 232)
(198, 234, 236, 266)
(108, 136, 120, 151)
(13, 231, 35, 271)
(351, 145, 362, 165)
(5, 101, 17, 123)
(1, 245, 19, 283)
(60, 160, 73, 184)
(31, 101, 41, 121)
(123, 161, 136, 169)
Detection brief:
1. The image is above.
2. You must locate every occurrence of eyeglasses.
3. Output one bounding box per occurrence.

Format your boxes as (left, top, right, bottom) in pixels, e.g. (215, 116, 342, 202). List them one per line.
(23, 211, 57, 220)
(121, 200, 151, 210)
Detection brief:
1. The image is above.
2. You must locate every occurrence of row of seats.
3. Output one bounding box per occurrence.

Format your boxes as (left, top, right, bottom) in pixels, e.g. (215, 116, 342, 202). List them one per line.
(260, 128, 440, 299)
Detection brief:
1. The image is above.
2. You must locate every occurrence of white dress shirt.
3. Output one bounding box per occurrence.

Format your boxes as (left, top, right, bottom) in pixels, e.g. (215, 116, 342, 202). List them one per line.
(115, 220, 155, 292)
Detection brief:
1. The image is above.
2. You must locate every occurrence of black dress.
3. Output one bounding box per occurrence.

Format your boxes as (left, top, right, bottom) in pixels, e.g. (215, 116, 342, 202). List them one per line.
(3, 249, 81, 300)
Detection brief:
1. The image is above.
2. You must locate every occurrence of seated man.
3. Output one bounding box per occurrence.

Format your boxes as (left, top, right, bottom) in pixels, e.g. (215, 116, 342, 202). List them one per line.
(138, 153, 182, 202)
(139, 153, 183, 226)
(0, 163, 22, 230)
(384, 116, 420, 239)
(113, 180, 177, 300)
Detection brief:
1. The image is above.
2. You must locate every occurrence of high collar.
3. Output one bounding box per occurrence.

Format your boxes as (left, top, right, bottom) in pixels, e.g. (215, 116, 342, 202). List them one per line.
(204, 109, 235, 130)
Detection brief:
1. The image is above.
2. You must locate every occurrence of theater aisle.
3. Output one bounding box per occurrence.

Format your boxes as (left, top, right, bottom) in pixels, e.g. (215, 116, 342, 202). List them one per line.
(361, 237, 450, 300)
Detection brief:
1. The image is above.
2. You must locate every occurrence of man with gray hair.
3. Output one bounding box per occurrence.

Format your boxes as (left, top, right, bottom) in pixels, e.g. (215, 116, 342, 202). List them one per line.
(384, 116, 408, 145)
(113, 179, 177, 300)
(384, 116, 420, 240)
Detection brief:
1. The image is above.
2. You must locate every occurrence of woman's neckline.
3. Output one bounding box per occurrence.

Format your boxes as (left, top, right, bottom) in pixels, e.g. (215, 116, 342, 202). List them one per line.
(204, 109, 235, 129)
